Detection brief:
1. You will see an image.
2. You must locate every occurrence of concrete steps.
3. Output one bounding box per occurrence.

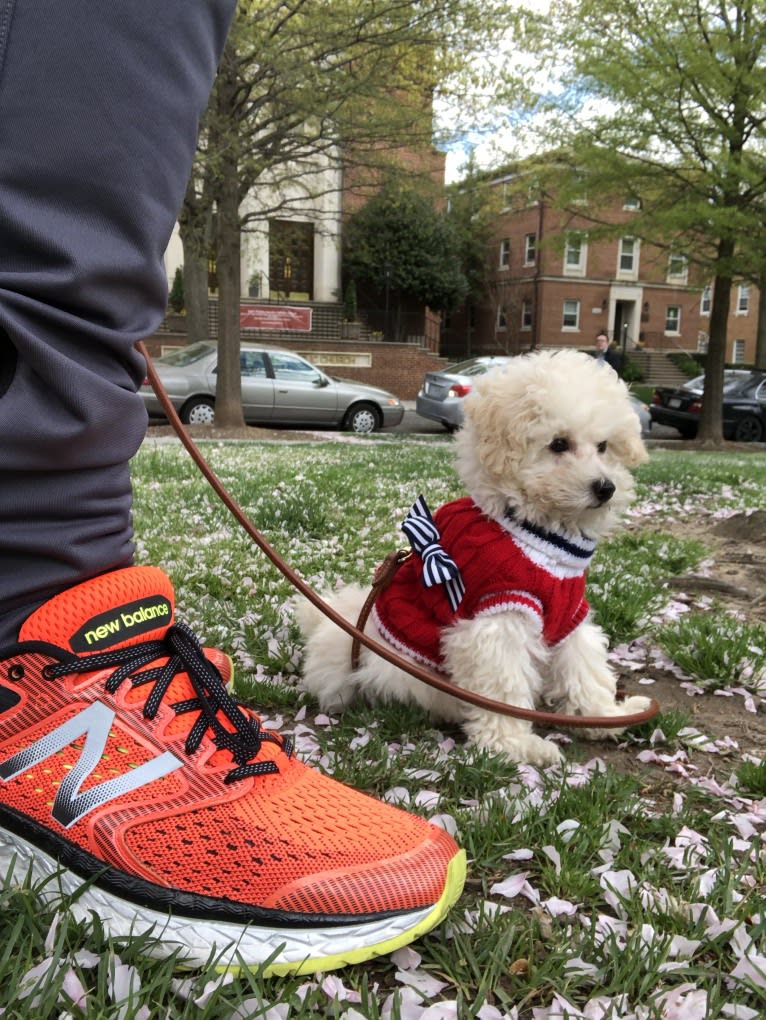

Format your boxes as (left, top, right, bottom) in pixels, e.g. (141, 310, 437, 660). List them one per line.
(628, 350, 689, 388)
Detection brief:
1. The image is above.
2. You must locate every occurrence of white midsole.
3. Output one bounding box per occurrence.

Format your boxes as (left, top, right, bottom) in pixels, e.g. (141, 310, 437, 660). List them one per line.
(0, 829, 435, 971)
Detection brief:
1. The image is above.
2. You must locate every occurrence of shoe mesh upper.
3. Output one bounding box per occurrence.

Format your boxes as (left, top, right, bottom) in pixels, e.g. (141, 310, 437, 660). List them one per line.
(0, 566, 459, 919)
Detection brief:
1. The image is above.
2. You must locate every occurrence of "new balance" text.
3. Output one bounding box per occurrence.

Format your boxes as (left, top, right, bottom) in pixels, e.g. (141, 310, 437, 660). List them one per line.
(83, 603, 170, 646)
(70, 595, 173, 652)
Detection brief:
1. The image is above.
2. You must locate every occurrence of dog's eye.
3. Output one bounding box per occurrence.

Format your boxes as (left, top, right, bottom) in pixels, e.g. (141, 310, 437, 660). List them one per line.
(597, 440, 608, 454)
(549, 438, 569, 454)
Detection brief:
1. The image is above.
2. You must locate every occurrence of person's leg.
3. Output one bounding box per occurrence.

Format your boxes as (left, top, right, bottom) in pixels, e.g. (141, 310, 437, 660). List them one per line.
(0, 3, 466, 972)
(0, 0, 234, 641)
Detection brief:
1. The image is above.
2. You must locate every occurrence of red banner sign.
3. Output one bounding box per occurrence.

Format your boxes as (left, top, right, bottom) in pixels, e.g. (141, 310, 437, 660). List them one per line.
(239, 305, 312, 331)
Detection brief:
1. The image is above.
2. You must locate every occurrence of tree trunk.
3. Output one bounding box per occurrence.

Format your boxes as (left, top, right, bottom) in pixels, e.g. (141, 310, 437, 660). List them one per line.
(755, 271, 766, 371)
(178, 178, 212, 348)
(698, 243, 733, 442)
(182, 241, 210, 346)
(214, 169, 245, 429)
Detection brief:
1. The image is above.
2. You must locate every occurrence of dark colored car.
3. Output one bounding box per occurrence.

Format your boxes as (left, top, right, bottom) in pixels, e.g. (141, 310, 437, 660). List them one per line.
(141, 341, 404, 434)
(650, 370, 766, 442)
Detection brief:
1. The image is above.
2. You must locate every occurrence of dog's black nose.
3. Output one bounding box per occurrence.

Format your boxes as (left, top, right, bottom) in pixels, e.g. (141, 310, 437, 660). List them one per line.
(592, 478, 616, 504)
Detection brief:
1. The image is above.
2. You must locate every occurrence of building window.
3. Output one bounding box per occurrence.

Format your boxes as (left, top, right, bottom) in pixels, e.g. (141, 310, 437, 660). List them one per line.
(618, 236, 639, 277)
(521, 299, 533, 331)
(524, 233, 537, 266)
(499, 239, 511, 268)
(564, 233, 587, 275)
(562, 299, 580, 330)
(733, 338, 746, 363)
(667, 253, 688, 282)
(665, 305, 681, 334)
(496, 305, 507, 331)
(737, 284, 750, 314)
(623, 195, 641, 210)
(700, 285, 712, 316)
(526, 181, 540, 206)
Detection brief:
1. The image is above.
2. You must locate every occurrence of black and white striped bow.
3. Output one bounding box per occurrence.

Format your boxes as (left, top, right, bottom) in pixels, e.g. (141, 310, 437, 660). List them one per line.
(401, 495, 466, 612)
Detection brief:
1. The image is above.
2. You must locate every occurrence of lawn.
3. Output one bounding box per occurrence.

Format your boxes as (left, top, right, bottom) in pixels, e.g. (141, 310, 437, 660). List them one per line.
(3, 436, 765, 1019)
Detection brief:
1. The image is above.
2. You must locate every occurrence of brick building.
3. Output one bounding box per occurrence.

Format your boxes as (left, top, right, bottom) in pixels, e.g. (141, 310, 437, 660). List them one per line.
(441, 171, 760, 365)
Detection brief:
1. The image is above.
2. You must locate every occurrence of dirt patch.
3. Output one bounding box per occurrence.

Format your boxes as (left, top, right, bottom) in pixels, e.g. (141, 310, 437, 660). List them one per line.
(596, 509, 766, 777)
(642, 509, 766, 624)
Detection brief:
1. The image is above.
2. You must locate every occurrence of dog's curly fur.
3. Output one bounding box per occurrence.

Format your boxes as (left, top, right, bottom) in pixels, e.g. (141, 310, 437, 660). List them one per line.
(295, 349, 653, 765)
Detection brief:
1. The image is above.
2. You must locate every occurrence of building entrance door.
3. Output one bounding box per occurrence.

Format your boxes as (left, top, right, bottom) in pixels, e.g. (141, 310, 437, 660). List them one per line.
(613, 299, 636, 349)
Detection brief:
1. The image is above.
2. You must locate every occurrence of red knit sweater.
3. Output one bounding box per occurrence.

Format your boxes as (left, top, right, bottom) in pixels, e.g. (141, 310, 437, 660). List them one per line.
(373, 497, 596, 670)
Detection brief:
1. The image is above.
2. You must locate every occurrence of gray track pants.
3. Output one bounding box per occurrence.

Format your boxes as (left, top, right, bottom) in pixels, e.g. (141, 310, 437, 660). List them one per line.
(0, 0, 237, 642)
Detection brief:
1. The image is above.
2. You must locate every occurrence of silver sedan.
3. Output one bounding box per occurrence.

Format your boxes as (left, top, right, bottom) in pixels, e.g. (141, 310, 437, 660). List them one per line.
(416, 356, 513, 431)
(141, 341, 404, 434)
(417, 355, 651, 435)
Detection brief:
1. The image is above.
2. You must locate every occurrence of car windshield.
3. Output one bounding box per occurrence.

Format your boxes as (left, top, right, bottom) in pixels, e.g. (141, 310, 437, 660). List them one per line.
(683, 371, 752, 394)
(156, 342, 216, 366)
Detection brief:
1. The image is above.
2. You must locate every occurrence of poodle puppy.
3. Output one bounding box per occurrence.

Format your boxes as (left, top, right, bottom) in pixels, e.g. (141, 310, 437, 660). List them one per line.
(295, 349, 652, 765)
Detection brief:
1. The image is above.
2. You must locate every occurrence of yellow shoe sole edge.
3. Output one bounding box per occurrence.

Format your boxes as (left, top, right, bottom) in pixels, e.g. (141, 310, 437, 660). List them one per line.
(226, 848, 468, 978)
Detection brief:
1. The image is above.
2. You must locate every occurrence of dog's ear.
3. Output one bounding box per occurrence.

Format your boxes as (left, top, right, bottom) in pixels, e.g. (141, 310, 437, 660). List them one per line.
(610, 428, 649, 468)
(463, 370, 532, 479)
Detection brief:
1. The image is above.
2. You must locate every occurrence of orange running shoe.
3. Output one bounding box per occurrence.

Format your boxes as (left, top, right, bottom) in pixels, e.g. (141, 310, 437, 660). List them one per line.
(0, 566, 465, 974)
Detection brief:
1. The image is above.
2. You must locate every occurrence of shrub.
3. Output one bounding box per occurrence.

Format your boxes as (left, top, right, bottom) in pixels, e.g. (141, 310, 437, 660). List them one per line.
(168, 266, 185, 313)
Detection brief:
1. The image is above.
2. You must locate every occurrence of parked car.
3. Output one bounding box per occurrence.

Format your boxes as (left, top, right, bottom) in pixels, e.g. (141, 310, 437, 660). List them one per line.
(650, 369, 766, 442)
(141, 342, 404, 434)
(416, 354, 652, 435)
(416, 356, 513, 431)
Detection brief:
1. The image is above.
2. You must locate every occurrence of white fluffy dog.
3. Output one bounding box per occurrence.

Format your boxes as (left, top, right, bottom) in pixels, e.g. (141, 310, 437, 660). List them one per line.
(295, 349, 652, 765)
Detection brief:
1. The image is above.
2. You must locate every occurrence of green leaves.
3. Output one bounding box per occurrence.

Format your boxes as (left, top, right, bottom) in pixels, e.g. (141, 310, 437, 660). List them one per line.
(344, 181, 470, 316)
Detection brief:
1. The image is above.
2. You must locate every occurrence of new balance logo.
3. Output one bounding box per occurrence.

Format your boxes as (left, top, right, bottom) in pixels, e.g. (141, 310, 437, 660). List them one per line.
(0, 701, 181, 828)
(70, 595, 172, 652)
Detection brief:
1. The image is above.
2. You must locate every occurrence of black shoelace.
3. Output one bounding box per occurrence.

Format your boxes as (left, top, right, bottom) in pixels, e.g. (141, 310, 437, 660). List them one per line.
(44, 621, 293, 784)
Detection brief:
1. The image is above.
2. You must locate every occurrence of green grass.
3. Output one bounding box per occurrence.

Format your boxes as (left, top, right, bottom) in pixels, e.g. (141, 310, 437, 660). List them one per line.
(658, 611, 766, 692)
(736, 757, 766, 796)
(4, 439, 765, 1018)
(588, 531, 707, 644)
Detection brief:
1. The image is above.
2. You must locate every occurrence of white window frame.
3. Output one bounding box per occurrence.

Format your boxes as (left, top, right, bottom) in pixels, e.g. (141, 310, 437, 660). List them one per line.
(667, 253, 688, 282)
(564, 233, 587, 276)
(521, 299, 533, 331)
(623, 195, 641, 210)
(562, 299, 580, 331)
(733, 338, 746, 363)
(524, 233, 537, 266)
(700, 285, 712, 316)
(665, 305, 681, 335)
(617, 236, 639, 279)
(499, 238, 511, 269)
(496, 304, 507, 331)
(737, 284, 750, 314)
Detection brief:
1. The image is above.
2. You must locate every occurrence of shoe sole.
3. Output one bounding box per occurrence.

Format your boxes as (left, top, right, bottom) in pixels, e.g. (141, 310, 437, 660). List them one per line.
(0, 830, 466, 974)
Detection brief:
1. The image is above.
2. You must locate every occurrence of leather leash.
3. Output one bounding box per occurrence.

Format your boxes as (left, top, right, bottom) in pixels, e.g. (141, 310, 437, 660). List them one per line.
(139, 341, 660, 730)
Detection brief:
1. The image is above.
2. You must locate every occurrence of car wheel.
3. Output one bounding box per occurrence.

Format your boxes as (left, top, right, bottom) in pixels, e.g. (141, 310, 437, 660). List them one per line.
(181, 397, 215, 425)
(344, 402, 380, 434)
(678, 425, 697, 439)
(733, 415, 764, 443)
